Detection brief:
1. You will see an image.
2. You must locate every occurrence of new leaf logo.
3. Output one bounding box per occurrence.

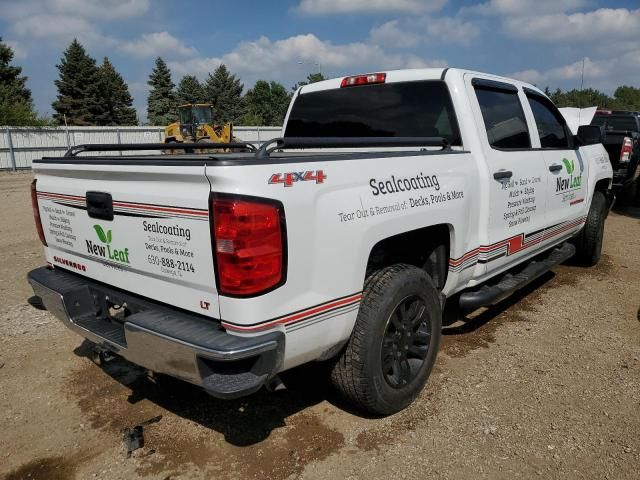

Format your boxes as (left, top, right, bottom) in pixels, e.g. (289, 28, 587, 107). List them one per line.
(556, 157, 583, 193)
(562, 158, 575, 175)
(86, 225, 130, 264)
(93, 225, 112, 245)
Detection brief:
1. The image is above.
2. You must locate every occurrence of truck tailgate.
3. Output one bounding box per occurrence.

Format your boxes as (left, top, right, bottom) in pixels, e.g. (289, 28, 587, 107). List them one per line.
(32, 161, 219, 318)
(603, 134, 624, 169)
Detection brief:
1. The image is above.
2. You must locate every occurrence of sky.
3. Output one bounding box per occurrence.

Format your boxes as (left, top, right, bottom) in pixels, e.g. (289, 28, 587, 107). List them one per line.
(1, 0, 639, 122)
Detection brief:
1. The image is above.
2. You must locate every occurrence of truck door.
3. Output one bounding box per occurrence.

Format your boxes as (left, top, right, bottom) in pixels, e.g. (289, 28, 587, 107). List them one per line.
(466, 76, 549, 275)
(523, 90, 589, 237)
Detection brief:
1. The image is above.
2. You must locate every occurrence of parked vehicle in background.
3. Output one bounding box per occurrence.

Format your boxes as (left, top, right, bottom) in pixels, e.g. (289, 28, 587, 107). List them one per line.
(28, 68, 613, 415)
(591, 111, 640, 204)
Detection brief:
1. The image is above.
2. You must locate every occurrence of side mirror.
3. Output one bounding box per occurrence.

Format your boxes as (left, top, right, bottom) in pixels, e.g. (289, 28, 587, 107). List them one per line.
(577, 125, 605, 146)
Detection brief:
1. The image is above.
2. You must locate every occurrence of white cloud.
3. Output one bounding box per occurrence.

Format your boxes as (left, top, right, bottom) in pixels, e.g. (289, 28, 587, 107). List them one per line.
(2, 1, 194, 63)
(1, 0, 150, 21)
(297, 0, 447, 15)
(169, 57, 223, 79)
(10, 14, 117, 47)
(509, 50, 640, 92)
(1, 0, 151, 48)
(5, 40, 28, 60)
(504, 8, 640, 43)
(462, 0, 588, 16)
(508, 68, 543, 84)
(119, 32, 197, 59)
(370, 16, 480, 48)
(44, 0, 150, 20)
(169, 33, 446, 86)
(369, 20, 421, 48)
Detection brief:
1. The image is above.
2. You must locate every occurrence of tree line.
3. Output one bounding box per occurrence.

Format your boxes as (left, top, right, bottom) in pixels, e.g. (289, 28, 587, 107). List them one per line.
(0, 38, 324, 127)
(543, 86, 640, 112)
(2, 37, 640, 127)
(50, 39, 323, 127)
(145, 57, 324, 126)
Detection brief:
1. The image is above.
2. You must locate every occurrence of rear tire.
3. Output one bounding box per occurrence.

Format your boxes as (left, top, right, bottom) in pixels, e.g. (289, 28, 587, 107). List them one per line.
(625, 178, 640, 207)
(330, 264, 442, 415)
(573, 191, 606, 266)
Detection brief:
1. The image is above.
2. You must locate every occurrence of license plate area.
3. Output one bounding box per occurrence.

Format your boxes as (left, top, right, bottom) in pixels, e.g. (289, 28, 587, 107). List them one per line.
(71, 287, 138, 348)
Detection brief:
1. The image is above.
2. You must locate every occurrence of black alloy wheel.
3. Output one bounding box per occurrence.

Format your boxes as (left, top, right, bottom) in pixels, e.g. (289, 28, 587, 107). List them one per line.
(381, 295, 432, 388)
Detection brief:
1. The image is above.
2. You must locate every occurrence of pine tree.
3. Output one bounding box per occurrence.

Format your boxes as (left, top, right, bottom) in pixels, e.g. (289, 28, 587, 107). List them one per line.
(242, 80, 291, 126)
(176, 75, 205, 105)
(96, 57, 137, 126)
(146, 57, 176, 126)
(0, 37, 41, 125)
(52, 39, 103, 126)
(0, 37, 31, 104)
(203, 64, 244, 124)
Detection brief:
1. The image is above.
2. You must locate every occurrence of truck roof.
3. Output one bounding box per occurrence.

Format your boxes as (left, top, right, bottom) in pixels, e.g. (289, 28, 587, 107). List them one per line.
(299, 67, 546, 97)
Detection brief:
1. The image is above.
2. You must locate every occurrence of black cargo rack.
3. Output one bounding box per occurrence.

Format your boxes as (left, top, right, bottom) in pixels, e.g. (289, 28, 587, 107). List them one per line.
(63, 136, 450, 159)
(64, 142, 256, 157)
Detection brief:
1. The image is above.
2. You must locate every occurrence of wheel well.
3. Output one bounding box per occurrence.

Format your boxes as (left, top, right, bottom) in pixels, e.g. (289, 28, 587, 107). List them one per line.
(366, 224, 451, 290)
(594, 178, 611, 193)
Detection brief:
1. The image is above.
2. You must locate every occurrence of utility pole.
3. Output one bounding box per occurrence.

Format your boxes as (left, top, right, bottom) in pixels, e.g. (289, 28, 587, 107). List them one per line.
(579, 57, 585, 109)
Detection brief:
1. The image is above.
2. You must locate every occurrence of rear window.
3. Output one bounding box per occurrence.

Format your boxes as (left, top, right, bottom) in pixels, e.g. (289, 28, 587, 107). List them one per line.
(591, 115, 639, 132)
(284, 81, 461, 145)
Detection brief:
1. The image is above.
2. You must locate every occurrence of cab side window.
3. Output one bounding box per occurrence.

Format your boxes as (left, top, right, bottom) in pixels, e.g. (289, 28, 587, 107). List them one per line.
(474, 86, 531, 149)
(526, 94, 570, 149)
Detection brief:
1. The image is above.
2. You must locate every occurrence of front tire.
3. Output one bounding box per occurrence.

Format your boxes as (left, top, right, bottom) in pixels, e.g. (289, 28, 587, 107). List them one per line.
(331, 264, 442, 415)
(573, 191, 607, 266)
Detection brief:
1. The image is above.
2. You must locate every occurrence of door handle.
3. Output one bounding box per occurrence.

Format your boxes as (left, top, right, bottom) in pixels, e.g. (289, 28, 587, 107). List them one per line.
(493, 170, 513, 180)
(549, 164, 563, 173)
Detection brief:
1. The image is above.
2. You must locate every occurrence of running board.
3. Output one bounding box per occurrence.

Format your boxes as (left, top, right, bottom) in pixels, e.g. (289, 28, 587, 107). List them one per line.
(459, 243, 576, 311)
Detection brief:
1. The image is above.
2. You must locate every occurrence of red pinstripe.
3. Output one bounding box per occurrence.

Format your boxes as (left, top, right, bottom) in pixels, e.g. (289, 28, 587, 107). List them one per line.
(222, 293, 363, 332)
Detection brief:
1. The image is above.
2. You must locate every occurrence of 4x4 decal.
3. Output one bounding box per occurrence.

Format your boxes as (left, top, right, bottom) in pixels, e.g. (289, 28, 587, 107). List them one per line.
(269, 170, 327, 187)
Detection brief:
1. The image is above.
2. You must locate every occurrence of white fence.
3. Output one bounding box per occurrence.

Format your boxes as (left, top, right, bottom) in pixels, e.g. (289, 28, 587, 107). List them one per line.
(0, 125, 282, 170)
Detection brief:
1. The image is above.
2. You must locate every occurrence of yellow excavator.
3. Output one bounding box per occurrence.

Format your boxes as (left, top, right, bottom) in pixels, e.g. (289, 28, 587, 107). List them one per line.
(164, 104, 233, 148)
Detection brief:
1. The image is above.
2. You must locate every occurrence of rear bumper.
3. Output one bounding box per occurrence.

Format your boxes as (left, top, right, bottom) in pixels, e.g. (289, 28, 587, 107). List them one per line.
(27, 266, 284, 399)
(612, 164, 639, 190)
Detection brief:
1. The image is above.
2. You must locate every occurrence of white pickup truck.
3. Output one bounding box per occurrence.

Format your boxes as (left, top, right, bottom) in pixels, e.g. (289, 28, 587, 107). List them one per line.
(28, 68, 614, 415)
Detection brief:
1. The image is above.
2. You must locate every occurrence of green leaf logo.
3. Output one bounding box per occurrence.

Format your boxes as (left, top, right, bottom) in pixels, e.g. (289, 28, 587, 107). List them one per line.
(562, 158, 574, 174)
(93, 225, 112, 244)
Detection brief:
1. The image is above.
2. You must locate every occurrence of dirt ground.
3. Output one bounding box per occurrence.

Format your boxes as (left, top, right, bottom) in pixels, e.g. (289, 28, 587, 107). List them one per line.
(1, 170, 639, 480)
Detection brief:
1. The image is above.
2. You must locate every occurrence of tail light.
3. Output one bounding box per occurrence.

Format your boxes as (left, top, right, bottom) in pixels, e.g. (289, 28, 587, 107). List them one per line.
(30, 180, 47, 246)
(341, 72, 386, 88)
(620, 137, 633, 163)
(212, 196, 285, 296)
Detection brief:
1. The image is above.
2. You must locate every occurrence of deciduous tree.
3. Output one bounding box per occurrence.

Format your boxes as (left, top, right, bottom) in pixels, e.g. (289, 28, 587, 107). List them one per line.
(242, 80, 291, 126)
(291, 72, 326, 92)
(613, 86, 640, 112)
